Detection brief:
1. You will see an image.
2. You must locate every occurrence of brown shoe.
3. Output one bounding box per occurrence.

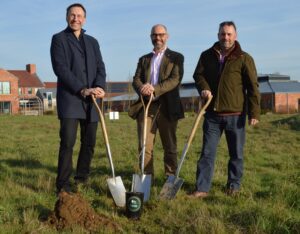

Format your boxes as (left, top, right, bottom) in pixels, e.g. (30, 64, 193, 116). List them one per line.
(188, 191, 208, 198)
(225, 188, 239, 196)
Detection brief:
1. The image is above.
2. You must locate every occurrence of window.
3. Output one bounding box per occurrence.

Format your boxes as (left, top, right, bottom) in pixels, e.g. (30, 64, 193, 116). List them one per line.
(0, 82, 11, 94)
(47, 92, 53, 107)
(0, 102, 11, 114)
(28, 88, 33, 95)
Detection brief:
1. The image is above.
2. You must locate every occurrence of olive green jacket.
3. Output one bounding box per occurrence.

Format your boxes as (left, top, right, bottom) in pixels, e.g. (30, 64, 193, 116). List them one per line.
(128, 48, 184, 121)
(193, 41, 260, 120)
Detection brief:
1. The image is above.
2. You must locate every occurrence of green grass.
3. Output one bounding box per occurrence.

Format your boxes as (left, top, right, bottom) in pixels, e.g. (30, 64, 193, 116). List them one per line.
(0, 113, 299, 233)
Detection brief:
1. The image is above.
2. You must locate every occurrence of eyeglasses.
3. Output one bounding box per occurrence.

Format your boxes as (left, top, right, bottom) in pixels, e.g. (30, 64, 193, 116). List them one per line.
(151, 33, 167, 38)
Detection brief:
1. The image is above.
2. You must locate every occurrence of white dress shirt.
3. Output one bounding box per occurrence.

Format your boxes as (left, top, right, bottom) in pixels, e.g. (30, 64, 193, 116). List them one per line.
(150, 48, 166, 85)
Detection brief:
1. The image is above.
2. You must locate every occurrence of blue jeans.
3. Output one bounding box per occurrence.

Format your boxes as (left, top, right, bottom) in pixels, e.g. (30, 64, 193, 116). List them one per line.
(196, 112, 246, 192)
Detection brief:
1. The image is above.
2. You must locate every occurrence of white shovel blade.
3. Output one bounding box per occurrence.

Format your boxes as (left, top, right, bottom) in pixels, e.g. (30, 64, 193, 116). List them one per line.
(132, 174, 152, 202)
(107, 176, 126, 207)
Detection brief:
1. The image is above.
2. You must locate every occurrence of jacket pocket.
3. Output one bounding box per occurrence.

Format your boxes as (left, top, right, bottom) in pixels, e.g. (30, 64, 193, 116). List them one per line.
(128, 100, 143, 119)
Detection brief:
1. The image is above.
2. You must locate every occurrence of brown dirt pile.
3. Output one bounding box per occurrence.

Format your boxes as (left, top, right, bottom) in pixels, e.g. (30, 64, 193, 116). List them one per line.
(47, 191, 122, 232)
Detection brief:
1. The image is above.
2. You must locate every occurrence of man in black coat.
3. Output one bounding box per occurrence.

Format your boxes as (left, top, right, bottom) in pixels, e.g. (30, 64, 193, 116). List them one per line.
(50, 3, 106, 194)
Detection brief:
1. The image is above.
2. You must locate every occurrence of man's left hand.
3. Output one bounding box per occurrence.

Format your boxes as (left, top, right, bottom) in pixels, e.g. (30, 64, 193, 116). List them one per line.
(91, 87, 105, 98)
(249, 118, 259, 126)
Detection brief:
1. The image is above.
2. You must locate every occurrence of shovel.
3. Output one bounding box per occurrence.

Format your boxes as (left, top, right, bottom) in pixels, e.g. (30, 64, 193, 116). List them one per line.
(131, 93, 153, 202)
(92, 96, 126, 207)
(159, 95, 213, 200)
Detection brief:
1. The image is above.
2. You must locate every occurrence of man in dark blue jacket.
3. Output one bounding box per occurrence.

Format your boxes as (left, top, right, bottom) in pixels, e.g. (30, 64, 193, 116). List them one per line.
(50, 3, 106, 194)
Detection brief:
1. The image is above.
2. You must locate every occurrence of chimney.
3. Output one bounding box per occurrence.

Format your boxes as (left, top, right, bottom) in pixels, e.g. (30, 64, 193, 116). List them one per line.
(26, 64, 36, 74)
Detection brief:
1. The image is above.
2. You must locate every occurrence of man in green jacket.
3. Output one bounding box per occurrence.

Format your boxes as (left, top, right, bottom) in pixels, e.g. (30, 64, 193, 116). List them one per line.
(190, 21, 260, 198)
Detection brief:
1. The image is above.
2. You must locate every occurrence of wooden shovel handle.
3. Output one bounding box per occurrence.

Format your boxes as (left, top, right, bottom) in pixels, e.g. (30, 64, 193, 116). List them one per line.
(140, 93, 153, 174)
(92, 95, 115, 178)
(175, 95, 213, 177)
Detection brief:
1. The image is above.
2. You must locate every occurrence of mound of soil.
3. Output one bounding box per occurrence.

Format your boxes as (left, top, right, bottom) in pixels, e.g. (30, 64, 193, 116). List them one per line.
(48, 191, 122, 232)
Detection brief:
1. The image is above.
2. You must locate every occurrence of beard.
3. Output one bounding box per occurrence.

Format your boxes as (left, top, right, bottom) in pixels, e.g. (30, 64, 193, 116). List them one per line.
(220, 41, 234, 50)
(152, 40, 165, 51)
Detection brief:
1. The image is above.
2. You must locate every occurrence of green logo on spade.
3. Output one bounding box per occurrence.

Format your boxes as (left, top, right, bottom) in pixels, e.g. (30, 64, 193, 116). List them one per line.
(128, 196, 141, 212)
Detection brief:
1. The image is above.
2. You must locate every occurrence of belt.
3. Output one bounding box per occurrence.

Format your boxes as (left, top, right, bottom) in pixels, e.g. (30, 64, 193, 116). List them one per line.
(215, 112, 242, 116)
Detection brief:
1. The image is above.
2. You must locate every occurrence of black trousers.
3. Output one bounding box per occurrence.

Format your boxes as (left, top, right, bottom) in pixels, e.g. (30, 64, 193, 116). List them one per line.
(56, 118, 98, 191)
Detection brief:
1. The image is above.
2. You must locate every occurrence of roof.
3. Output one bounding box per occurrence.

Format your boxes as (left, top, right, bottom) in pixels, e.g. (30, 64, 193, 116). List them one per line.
(42, 81, 130, 93)
(180, 88, 199, 98)
(44, 82, 57, 88)
(104, 93, 138, 102)
(103, 88, 200, 102)
(36, 88, 57, 98)
(106, 82, 130, 93)
(8, 70, 44, 88)
(42, 73, 300, 101)
(0, 69, 18, 80)
(258, 74, 290, 81)
(259, 80, 300, 93)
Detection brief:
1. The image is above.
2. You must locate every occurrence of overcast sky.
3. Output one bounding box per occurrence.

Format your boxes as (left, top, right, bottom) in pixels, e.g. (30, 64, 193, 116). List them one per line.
(1, 0, 299, 83)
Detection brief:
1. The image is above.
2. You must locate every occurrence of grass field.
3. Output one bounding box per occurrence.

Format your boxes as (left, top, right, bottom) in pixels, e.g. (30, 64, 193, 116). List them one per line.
(0, 113, 299, 233)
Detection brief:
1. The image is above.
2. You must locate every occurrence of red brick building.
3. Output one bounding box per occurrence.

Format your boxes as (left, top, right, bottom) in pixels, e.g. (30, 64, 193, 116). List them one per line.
(0, 69, 19, 114)
(259, 75, 300, 113)
(0, 64, 44, 115)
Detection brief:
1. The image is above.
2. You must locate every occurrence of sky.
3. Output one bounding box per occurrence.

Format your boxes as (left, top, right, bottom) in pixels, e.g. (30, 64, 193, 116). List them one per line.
(1, 0, 300, 83)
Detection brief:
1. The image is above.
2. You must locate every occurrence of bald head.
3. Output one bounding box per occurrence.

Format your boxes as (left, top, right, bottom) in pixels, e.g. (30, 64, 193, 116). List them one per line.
(150, 24, 169, 52)
(151, 24, 168, 34)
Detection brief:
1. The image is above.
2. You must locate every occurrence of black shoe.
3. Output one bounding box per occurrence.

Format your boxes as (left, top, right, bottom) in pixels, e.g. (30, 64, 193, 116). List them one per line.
(56, 186, 72, 197)
(74, 177, 88, 185)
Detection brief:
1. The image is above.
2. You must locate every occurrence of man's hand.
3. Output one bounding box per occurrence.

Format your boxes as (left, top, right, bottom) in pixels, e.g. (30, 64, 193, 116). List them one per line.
(201, 90, 211, 98)
(140, 83, 154, 96)
(81, 87, 105, 98)
(92, 87, 105, 98)
(249, 118, 259, 126)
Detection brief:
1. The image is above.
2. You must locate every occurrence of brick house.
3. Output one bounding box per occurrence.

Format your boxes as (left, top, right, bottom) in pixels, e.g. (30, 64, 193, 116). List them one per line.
(0, 64, 45, 115)
(8, 64, 45, 97)
(0, 69, 19, 114)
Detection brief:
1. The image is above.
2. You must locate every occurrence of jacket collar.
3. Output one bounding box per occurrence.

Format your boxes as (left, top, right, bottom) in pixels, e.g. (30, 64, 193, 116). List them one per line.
(64, 26, 86, 36)
(64, 27, 86, 54)
(144, 48, 172, 83)
(213, 41, 243, 59)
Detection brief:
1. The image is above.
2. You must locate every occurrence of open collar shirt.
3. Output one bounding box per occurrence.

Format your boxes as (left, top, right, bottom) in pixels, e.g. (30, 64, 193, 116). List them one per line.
(150, 47, 167, 85)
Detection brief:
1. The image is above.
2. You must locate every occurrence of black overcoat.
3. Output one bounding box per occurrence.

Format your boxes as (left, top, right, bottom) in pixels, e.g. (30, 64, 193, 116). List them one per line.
(50, 27, 106, 121)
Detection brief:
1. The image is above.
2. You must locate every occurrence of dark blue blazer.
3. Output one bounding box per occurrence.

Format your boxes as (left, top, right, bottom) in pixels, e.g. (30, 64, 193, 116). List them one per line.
(50, 27, 106, 121)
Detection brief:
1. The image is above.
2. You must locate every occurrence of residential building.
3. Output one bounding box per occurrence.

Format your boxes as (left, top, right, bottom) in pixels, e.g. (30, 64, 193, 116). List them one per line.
(0, 69, 19, 114)
(36, 88, 57, 113)
(0, 64, 44, 115)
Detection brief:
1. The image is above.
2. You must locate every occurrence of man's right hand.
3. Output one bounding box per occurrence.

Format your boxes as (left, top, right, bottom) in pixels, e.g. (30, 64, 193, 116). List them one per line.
(201, 90, 211, 98)
(81, 87, 105, 98)
(140, 83, 154, 96)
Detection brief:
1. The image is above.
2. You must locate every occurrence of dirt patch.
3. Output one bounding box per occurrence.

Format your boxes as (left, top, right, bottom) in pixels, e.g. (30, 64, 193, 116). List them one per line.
(47, 191, 122, 232)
